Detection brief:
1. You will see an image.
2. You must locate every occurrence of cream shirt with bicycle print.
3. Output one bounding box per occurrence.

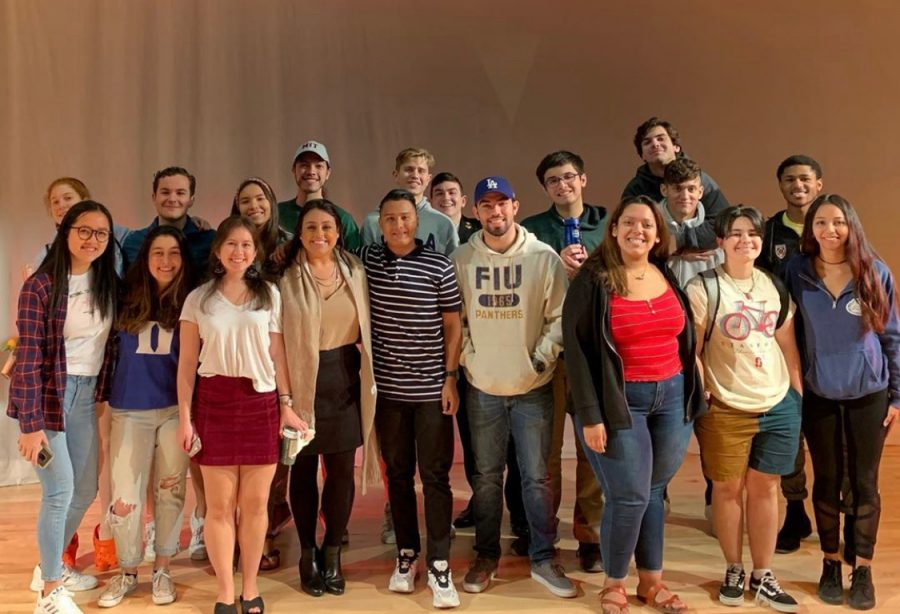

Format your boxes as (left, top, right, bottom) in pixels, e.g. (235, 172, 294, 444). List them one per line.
(687, 266, 795, 412)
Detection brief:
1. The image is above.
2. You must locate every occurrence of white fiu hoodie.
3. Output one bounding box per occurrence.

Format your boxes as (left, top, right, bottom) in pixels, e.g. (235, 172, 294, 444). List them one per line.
(451, 225, 568, 396)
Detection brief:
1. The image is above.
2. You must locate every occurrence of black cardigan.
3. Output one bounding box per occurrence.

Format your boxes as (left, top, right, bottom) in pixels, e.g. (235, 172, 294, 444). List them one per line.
(562, 263, 707, 430)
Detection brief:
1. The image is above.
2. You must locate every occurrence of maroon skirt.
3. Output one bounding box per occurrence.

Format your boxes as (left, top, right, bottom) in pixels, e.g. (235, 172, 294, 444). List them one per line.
(193, 375, 279, 466)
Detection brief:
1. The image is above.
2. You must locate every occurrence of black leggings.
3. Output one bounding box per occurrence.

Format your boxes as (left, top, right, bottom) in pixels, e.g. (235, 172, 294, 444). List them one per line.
(289, 450, 356, 549)
(802, 388, 888, 560)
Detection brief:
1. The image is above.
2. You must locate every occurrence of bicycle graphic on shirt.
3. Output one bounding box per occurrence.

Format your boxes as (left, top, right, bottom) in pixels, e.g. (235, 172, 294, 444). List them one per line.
(720, 300, 778, 340)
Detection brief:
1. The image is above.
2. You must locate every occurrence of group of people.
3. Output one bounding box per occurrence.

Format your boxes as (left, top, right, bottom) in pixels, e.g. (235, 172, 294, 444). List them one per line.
(8, 117, 898, 614)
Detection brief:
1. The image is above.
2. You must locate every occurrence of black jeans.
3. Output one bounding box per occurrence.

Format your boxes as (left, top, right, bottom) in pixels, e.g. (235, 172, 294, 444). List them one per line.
(376, 397, 454, 564)
(803, 387, 889, 560)
(289, 450, 356, 549)
(456, 374, 526, 531)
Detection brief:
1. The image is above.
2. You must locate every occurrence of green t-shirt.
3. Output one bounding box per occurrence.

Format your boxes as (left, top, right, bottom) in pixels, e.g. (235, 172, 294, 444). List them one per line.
(277, 199, 361, 251)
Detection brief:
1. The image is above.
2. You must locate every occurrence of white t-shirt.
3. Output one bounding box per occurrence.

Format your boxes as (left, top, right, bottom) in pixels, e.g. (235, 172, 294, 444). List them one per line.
(64, 271, 113, 376)
(180, 281, 282, 392)
(686, 266, 794, 412)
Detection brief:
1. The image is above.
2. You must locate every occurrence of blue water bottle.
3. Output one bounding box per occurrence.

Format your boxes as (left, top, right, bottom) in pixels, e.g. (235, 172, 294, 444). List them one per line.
(564, 217, 581, 247)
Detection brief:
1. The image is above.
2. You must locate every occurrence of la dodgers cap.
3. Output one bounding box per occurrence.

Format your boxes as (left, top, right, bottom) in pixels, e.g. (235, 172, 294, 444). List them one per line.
(474, 176, 515, 202)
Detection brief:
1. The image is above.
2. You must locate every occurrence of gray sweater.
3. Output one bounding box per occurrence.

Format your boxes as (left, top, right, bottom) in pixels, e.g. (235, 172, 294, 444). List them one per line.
(660, 199, 723, 288)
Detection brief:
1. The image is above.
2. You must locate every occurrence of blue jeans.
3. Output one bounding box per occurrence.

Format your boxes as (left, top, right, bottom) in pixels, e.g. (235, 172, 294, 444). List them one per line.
(576, 373, 692, 580)
(467, 382, 555, 563)
(36, 375, 99, 581)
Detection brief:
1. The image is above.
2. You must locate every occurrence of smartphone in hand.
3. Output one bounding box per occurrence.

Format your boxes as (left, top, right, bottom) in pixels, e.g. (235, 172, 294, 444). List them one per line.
(188, 433, 202, 458)
(37, 443, 54, 468)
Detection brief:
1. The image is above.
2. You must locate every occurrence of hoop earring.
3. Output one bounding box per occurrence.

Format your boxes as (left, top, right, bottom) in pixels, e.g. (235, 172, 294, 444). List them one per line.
(213, 258, 225, 276)
(244, 263, 261, 280)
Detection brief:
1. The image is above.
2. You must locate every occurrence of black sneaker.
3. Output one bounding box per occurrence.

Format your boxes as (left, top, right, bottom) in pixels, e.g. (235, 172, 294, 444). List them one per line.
(462, 556, 497, 594)
(775, 501, 812, 554)
(817, 559, 843, 605)
(453, 504, 475, 529)
(510, 535, 530, 557)
(718, 564, 746, 606)
(848, 565, 875, 610)
(576, 542, 603, 573)
(750, 571, 799, 613)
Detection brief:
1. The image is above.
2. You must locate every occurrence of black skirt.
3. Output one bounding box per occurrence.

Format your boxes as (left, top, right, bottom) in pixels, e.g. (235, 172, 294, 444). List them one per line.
(301, 344, 363, 456)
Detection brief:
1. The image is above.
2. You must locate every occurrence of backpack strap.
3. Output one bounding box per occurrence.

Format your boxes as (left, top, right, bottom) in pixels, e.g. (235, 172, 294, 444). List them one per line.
(757, 267, 790, 329)
(699, 269, 720, 348)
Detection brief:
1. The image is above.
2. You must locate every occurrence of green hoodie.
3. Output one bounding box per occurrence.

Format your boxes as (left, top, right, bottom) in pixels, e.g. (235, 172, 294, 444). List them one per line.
(521, 203, 608, 254)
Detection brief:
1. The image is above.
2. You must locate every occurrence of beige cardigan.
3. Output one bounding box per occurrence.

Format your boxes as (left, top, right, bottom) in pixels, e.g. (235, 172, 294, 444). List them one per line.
(278, 251, 380, 492)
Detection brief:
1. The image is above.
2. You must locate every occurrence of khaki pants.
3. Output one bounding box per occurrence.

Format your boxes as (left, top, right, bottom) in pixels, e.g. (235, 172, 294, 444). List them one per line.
(548, 360, 603, 544)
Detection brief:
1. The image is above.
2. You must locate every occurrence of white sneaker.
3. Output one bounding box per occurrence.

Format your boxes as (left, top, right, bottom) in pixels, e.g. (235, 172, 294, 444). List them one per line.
(388, 549, 419, 593)
(189, 511, 207, 561)
(34, 586, 83, 614)
(428, 560, 460, 609)
(151, 568, 175, 605)
(31, 565, 98, 593)
(143, 521, 156, 562)
(98, 573, 137, 608)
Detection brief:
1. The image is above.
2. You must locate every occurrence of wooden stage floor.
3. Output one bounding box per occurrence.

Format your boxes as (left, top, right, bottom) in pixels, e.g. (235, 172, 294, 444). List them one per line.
(1, 450, 898, 613)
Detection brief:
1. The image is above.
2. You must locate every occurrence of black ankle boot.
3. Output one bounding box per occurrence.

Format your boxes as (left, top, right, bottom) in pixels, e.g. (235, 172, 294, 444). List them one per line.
(299, 547, 325, 597)
(321, 545, 345, 595)
(775, 500, 812, 554)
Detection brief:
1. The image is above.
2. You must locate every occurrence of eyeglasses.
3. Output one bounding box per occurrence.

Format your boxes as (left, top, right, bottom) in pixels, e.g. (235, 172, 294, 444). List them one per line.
(544, 172, 581, 188)
(71, 226, 111, 242)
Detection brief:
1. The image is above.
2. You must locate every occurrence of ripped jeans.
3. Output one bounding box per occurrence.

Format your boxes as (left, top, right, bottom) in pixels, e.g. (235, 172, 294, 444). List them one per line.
(108, 406, 189, 568)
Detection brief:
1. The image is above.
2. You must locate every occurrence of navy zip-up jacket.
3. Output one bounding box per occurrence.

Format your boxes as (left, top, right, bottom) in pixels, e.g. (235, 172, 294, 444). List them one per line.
(785, 255, 900, 405)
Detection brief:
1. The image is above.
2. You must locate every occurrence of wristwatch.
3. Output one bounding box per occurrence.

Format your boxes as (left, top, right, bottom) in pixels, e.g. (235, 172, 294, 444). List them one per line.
(444, 369, 459, 379)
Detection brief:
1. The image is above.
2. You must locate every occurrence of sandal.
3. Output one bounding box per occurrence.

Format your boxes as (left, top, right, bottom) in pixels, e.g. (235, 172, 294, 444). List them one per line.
(240, 594, 265, 614)
(637, 583, 687, 614)
(599, 585, 629, 614)
(213, 603, 238, 614)
(259, 548, 281, 572)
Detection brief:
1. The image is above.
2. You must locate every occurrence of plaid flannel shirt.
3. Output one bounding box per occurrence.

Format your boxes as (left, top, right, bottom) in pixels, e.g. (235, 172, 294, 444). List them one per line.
(6, 273, 114, 433)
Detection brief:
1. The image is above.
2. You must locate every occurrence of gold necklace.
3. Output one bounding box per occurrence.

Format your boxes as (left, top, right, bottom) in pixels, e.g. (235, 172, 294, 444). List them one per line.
(630, 262, 650, 281)
(311, 261, 338, 285)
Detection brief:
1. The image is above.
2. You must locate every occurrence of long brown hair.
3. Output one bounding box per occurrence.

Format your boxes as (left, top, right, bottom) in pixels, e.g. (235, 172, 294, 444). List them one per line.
(801, 194, 894, 333)
(201, 216, 273, 312)
(230, 177, 285, 259)
(117, 226, 194, 334)
(582, 195, 670, 296)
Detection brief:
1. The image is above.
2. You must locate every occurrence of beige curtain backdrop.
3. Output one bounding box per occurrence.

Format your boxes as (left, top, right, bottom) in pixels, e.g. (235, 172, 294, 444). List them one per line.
(3, 0, 900, 483)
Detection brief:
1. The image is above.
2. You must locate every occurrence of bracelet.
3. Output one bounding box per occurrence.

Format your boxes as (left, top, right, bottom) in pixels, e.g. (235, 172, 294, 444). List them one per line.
(278, 394, 293, 408)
